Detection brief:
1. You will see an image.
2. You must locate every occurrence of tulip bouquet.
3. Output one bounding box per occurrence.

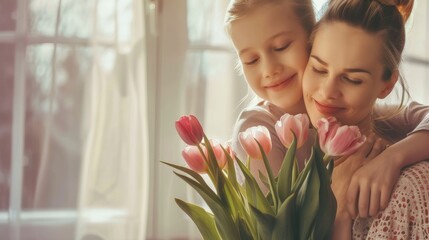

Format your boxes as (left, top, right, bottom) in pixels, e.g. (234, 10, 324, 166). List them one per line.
(164, 114, 365, 240)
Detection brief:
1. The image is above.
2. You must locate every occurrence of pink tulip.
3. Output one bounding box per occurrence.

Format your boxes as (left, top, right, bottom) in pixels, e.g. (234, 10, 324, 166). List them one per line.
(175, 115, 204, 145)
(208, 139, 227, 170)
(275, 113, 309, 149)
(316, 117, 366, 157)
(225, 145, 236, 160)
(238, 126, 272, 160)
(222, 145, 236, 169)
(182, 145, 208, 173)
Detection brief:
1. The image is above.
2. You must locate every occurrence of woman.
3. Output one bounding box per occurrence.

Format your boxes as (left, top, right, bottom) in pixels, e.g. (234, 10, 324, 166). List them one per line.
(302, 0, 429, 238)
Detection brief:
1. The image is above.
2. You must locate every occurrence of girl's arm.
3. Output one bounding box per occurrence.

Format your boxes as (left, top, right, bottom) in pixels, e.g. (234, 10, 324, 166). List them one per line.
(378, 101, 429, 167)
(347, 101, 429, 218)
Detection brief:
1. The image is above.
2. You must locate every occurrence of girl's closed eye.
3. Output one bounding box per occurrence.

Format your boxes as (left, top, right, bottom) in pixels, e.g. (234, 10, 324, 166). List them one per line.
(240, 53, 259, 65)
(243, 57, 259, 65)
(274, 42, 291, 52)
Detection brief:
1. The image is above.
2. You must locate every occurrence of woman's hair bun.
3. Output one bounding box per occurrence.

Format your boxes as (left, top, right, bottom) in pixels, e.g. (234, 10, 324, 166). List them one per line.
(376, 0, 414, 22)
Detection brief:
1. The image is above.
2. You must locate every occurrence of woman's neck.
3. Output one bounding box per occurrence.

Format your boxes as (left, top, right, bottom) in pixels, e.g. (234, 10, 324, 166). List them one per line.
(357, 113, 375, 136)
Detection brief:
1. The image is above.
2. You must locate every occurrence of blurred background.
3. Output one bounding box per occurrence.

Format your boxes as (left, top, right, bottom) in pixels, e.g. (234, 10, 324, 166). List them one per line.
(0, 0, 427, 239)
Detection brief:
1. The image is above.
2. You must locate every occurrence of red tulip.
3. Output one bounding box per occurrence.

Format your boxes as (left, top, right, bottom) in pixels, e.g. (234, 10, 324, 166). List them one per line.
(275, 113, 309, 149)
(182, 145, 208, 173)
(238, 126, 272, 160)
(316, 117, 366, 157)
(175, 115, 204, 145)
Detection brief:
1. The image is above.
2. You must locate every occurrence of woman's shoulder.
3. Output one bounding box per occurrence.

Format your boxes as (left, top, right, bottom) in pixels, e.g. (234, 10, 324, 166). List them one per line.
(353, 161, 429, 239)
(387, 161, 429, 214)
(399, 160, 429, 189)
(360, 161, 429, 239)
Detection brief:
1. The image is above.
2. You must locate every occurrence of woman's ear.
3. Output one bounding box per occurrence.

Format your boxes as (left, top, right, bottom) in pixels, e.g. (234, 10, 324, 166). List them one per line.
(378, 70, 399, 99)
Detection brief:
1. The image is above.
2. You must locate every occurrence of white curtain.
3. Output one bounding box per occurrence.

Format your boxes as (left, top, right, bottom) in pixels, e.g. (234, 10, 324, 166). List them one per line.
(145, 0, 248, 239)
(0, 0, 148, 239)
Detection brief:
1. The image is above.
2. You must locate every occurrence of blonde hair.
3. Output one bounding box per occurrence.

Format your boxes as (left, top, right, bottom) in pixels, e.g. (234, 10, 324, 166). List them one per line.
(224, 0, 316, 36)
(225, 0, 317, 109)
(313, 0, 414, 119)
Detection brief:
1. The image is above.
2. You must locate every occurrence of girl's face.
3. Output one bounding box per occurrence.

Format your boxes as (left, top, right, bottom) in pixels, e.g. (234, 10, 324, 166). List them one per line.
(302, 22, 395, 132)
(229, 2, 310, 114)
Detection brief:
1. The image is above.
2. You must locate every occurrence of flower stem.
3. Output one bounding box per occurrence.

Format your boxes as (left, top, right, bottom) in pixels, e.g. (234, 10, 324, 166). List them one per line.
(197, 144, 216, 185)
(261, 149, 278, 211)
(323, 154, 331, 166)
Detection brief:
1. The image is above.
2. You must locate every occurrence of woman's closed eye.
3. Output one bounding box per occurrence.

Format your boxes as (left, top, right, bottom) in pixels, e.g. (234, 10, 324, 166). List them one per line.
(342, 75, 362, 85)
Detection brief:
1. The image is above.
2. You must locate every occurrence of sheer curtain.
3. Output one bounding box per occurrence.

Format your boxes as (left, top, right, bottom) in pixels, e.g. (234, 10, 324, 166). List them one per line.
(0, 0, 149, 239)
(146, 0, 248, 239)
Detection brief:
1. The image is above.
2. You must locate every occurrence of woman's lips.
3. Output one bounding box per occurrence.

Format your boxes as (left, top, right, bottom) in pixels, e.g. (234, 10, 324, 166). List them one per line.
(265, 74, 296, 91)
(314, 100, 345, 115)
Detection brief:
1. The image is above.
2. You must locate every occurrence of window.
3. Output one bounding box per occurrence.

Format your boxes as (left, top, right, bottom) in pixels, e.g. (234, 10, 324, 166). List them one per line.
(402, 0, 429, 105)
(0, 0, 148, 239)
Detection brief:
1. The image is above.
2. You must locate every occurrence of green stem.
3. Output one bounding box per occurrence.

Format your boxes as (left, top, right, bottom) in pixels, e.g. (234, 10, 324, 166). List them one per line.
(323, 154, 331, 166)
(261, 150, 278, 212)
(197, 144, 216, 185)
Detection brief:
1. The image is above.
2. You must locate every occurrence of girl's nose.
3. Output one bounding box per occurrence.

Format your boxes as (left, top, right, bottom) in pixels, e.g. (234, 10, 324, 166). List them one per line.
(262, 56, 284, 78)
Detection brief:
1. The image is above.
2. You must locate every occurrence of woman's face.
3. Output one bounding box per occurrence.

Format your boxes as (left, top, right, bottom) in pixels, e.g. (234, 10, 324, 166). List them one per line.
(302, 22, 395, 132)
(229, 2, 310, 114)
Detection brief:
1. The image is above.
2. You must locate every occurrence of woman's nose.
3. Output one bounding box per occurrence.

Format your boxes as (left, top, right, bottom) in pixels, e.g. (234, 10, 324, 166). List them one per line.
(320, 76, 341, 99)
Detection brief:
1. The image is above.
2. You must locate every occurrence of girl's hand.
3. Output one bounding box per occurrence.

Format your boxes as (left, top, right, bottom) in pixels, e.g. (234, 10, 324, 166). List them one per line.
(346, 139, 401, 218)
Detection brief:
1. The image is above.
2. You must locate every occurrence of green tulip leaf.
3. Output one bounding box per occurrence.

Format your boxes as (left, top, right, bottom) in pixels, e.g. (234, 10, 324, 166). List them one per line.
(292, 156, 299, 187)
(296, 149, 320, 240)
(255, 140, 279, 212)
(203, 135, 222, 188)
(173, 172, 241, 239)
(249, 203, 275, 239)
(292, 148, 314, 193)
(223, 147, 239, 191)
(258, 170, 270, 191)
(237, 217, 254, 240)
(161, 161, 210, 189)
(236, 159, 275, 216)
(272, 193, 297, 240)
(221, 175, 258, 238)
(175, 198, 221, 240)
(277, 132, 297, 202)
(310, 147, 337, 240)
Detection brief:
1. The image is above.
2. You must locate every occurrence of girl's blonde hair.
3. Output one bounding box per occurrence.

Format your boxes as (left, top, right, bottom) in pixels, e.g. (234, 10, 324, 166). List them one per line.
(313, 0, 414, 119)
(224, 0, 317, 109)
(224, 0, 316, 36)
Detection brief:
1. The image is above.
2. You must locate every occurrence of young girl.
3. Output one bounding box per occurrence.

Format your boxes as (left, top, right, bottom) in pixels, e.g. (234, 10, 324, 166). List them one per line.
(225, 0, 429, 224)
(226, 0, 318, 189)
(302, 0, 429, 238)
